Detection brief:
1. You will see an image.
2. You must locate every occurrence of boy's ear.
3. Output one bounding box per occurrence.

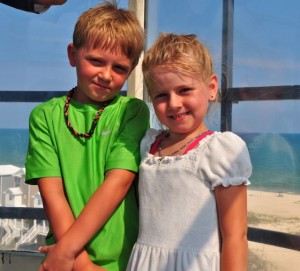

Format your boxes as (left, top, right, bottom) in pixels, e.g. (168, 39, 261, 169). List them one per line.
(67, 44, 77, 67)
(208, 74, 218, 101)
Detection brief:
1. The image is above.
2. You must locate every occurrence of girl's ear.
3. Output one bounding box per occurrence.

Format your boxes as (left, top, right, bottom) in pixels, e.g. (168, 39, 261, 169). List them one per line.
(67, 44, 77, 67)
(208, 74, 218, 101)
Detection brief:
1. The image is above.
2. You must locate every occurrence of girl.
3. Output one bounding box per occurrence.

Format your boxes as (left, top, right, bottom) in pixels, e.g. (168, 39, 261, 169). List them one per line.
(126, 33, 252, 271)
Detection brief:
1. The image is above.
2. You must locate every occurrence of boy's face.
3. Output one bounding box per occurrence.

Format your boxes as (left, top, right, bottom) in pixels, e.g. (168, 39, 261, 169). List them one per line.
(67, 44, 133, 104)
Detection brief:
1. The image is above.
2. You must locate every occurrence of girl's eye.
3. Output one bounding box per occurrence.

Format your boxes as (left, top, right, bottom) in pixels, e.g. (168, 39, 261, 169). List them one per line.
(153, 93, 167, 100)
(181, 87, 192, 93)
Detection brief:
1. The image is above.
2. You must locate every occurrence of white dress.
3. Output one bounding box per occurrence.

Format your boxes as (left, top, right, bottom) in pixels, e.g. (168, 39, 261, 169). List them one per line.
(126, 130, 252, 271)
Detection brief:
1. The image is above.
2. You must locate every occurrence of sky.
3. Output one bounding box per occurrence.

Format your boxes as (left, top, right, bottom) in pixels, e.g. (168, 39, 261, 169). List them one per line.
(0, 0, 300, 133)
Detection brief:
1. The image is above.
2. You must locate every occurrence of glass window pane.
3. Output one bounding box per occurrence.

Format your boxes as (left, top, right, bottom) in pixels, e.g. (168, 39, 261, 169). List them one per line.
(232, 101, 300, 134)
(146, 0, 222, 76)
(234, 0, 300, 87)
(249, 242, 300, 271)
(0, 0, 128, 92)
(146, 0, 222, 129)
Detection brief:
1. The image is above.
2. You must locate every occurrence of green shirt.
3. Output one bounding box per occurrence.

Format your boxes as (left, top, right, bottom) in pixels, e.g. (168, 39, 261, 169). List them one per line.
(25, 94, 149, 271)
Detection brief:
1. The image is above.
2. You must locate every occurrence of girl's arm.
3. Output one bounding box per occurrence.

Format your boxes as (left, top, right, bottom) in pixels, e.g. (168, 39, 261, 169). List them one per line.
(38, 177, 105, 271)
(215, 185, 248, 271)
(39, 169, 136, 271)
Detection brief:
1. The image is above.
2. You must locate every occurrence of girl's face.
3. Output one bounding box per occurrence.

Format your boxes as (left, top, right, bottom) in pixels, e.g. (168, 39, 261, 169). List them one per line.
(150, 68, 218, 139)
(67, 43, 133, 104)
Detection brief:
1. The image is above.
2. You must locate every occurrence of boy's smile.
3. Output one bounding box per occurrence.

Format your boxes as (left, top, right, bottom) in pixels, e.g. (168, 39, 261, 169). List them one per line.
(67, 44, 133, 104)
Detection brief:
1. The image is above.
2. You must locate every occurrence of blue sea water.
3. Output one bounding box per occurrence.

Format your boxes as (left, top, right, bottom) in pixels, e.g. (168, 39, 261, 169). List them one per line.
(0, 128, 29, 168)
(0, 129, 299, 193)
(239, 132, 300, 193)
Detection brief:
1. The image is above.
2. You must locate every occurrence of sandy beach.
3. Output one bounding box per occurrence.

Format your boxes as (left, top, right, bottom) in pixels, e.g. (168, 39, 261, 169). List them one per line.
(248, 189, 300, 234)
(247, 189, 300, 271)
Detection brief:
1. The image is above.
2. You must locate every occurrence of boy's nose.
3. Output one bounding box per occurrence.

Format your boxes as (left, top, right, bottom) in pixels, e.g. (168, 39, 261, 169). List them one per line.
(99, 67, 112, 82)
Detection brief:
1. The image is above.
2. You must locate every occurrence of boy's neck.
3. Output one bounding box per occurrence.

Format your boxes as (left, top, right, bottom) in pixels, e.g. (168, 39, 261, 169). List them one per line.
(71, 86, 116, 105)
(64, 88, 115, 138)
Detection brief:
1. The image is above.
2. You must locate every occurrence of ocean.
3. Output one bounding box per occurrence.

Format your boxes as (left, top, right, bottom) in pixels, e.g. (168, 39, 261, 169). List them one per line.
(0, 129, 299, 193)
(0, 128, 29, 168)
(240, 132, 300, 193)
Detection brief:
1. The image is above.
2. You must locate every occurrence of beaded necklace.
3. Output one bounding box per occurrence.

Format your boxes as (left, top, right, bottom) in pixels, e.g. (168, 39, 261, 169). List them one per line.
(158, 130, 208, 157)
(64, 87, 113, 138)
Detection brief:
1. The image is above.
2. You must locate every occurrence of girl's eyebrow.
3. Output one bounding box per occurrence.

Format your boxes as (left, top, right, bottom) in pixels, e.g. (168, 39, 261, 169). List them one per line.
(151, 88, 165, 95)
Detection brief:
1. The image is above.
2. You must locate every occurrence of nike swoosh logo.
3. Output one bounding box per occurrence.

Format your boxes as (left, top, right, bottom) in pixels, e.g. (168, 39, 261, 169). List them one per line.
(101, 130, 112, 136)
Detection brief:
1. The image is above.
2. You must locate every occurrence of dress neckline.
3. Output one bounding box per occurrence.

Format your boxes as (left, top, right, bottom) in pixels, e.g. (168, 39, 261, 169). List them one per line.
(149, 130, 213, 156)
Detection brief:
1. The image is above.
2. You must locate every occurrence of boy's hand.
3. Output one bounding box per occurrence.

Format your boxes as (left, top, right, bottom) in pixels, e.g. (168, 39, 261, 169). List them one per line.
(91, 266, 108, 271)
(76, 263, 108, 271)
(38, 244, 75, 271)
(72, 257, 108, 271)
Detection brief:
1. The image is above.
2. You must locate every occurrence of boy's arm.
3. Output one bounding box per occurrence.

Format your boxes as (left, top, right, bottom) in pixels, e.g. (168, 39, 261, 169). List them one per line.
(39, 169, 136, 271)
(215, 185, 248, 271)
(38, 177, 103, 271)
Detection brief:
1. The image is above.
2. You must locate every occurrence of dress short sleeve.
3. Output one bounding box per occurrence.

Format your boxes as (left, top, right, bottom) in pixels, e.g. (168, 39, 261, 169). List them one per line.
(140, 129, 160, 158)
(200, 131, 252, 190)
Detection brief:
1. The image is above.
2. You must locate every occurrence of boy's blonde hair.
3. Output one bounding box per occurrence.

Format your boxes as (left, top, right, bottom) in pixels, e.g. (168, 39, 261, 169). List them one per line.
(143, 33, 214, 91)
(73, 1, 144, 67)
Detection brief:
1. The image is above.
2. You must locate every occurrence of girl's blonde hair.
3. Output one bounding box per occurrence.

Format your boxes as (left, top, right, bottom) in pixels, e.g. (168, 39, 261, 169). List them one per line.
(73, 1, 144, 67)
(143, 33, 214, 91)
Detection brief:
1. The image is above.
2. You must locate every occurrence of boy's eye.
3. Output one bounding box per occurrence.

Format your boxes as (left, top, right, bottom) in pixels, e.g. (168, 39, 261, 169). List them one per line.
(114, 65, 129, 74)
(90, 58, 103, 65)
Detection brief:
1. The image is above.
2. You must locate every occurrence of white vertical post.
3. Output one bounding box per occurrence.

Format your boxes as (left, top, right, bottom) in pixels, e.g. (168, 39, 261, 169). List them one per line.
(127, 0, 145, 100)
(0, 176, 2, 206)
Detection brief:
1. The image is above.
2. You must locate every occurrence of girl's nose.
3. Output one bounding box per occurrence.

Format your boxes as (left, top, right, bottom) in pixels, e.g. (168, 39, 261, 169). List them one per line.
(168, 94, 181, 108)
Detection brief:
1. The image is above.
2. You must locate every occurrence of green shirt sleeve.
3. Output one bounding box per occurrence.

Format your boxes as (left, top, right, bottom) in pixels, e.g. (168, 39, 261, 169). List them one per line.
(106, 98, 150, 172)
(25, 101, 62, 184)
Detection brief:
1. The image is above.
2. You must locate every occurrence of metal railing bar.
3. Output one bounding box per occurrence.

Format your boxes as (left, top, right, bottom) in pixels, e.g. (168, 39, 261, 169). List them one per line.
(225, 85, 300, 102)
(248, 227, 300, 251)
(0, 207, 46, 220)
(0, 250, 42, 257)
(0, 91, 66, 102)
(0, 90, 127, 102)
(0, 207, 299, 251)
(1, 86, 299, 103)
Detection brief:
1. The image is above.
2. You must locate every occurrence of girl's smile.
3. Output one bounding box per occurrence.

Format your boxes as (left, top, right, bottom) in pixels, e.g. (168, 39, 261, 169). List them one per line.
(169, 111, 190, 120)
(150, 68, 218, 139)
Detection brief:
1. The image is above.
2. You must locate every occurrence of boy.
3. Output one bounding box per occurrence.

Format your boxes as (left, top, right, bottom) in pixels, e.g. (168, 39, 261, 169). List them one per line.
(25, 2, 149, 271)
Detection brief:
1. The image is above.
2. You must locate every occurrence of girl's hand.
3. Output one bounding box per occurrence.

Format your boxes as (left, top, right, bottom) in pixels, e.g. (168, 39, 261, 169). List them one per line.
(38, 244, 75, 271)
